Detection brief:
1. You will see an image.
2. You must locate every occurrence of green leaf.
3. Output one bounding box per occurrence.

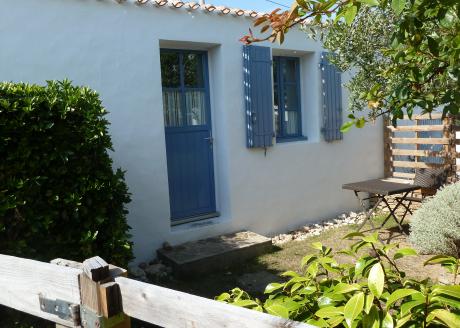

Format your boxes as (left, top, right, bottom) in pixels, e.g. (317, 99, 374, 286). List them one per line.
(368, 263, 384, 299)
(427, 309, 460, 327)
(280, 270, 299, 278)
(315, 306, 344, 318)
(365, 293, 374, 313)
(216, 293, 230, 301)
(396, 314, 412, 328)
(400, 299, 424, 317)
(424, 255, 456, 266)
(264, 282, 284, 294)
(301, 254, 317, 268)
(265, 304, 289, 319)
(232, 299, 259, 308)
(333, 283, 361, 294)
(355, 117, 366, 128)
(393, 248, 417, 260)
(362, 305, 380, 328)
(340, 121, 355, 133)
(343, 232, 365, 239)
(386, 289, 420, 308)
(358, 0, 380, 5)
(344, 292, 365, 327)
(391, 0, 406, 15)
(382, 311, 394, 328)
(432, 285, 460, 300)
(344, 6, 358, 25)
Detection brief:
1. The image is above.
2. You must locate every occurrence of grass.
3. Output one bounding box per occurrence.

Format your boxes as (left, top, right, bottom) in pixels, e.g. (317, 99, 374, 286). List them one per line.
(161, 213, 453, 301)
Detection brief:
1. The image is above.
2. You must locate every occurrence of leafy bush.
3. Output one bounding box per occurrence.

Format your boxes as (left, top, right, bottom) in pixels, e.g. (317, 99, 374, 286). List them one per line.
(0, 80, 133, 266)
(410, 182, 460, 257)
(217, 233, 460, 327)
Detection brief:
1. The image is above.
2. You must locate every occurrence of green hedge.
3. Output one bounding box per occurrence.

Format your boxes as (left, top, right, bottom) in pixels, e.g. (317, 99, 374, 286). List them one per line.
(0, 80, 133, 267)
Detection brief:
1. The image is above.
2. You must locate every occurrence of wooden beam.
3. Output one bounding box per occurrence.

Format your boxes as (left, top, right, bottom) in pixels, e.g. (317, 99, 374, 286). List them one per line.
(383, 116, 392, 178)
(391, 137, 450, 145)
(391, 149, 446, 158)
(115, 277, 314, 328)
(0, 254, 81, 326)
(393, 172, 415, 179)
(51, 258, 128, 278)
(392, 161, 447, 169)
(387, 125, 445, 132)
(402, 113, 444, 120)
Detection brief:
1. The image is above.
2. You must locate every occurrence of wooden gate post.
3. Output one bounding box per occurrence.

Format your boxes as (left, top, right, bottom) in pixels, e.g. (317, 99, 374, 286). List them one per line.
(52, 257, 130, 328)
(79, 256, 130, 328)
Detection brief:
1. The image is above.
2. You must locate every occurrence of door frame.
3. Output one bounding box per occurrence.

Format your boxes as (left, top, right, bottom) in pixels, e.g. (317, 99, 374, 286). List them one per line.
(160, 48, 217, 224)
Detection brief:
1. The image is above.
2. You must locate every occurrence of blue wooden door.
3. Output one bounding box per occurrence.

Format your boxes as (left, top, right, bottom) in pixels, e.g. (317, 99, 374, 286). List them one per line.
(160, 50, 216, 222)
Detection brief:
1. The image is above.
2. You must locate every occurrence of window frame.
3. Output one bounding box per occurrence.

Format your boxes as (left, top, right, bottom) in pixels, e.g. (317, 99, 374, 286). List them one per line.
(160, 49, 211, 132)
(273, 56, 303, 141)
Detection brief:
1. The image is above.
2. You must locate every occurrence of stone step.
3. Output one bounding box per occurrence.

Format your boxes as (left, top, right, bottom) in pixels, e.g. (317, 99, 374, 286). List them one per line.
(157, 231, 272, 277)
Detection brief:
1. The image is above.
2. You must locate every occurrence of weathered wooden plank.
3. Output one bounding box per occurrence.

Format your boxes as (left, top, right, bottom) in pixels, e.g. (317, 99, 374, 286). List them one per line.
(387, 125, 445, 132)
(115, 277, 313, 328)
(392, 161, 447, 169)
(402, 113, 444, 120)
(0, 254, 81, 326)
(51, 258, 128, 278)
(393, 172, 416, 179)
(391, 137, 450, 145)
(383, 116, 392, 178)
(391, 149, 446, 157)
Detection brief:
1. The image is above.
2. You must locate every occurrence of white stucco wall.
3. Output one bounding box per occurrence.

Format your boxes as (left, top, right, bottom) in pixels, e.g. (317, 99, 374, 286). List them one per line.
(0, 0, 383, 263)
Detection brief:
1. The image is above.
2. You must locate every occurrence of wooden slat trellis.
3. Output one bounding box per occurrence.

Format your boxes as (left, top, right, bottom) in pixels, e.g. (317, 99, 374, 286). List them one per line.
(384, 114, 459, 182)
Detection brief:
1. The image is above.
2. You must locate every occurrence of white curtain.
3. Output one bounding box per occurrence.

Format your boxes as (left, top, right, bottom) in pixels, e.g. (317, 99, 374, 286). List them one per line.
(185, 90, 206, 126)
(163, 90, 181, 127)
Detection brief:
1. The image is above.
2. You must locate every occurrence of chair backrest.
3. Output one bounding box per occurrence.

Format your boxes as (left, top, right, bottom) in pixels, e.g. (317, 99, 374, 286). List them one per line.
(414, 167, 447, 190)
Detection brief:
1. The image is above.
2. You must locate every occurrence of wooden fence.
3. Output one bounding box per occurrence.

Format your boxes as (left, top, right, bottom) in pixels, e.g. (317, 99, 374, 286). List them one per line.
(0, 254, 313, 328)
(383, 113, 460, 182)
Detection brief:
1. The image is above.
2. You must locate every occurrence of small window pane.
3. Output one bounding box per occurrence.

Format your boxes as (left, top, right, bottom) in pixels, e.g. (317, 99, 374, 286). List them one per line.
(163, 90, 182, 127)
(283, 84, 299, 111)
(160, 53, 180, 88)
(184, 54, 204, 87)
(284, 111, 299, 135)
(185, 90, 206, 126)
(283, 60, 297, 83)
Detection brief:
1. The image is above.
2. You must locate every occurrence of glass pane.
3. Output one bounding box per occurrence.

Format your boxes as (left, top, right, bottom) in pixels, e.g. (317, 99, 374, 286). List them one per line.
(163, 90, 182, 127)
(283, 59, 297, 83)
(283, 84, 299, 111)
(284, 111, 299, 135)
(185, 90, 206, 126)
(274, 84, 280, 136)
(184, 53, 204, 87)
(160, 52, 180, 88)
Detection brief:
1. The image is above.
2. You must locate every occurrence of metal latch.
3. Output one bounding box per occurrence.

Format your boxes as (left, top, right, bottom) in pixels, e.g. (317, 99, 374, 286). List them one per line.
(39, 294, 80, 325)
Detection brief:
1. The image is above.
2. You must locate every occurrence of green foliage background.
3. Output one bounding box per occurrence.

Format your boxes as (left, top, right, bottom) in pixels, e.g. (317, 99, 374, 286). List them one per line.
(0, 80, 133, 267)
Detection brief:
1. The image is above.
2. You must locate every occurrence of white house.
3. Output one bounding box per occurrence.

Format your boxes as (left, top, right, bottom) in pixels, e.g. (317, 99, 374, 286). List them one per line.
(0, 0, 383, 263)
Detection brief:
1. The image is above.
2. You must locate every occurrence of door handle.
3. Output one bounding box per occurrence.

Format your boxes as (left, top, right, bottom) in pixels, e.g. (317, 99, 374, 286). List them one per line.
(204, 136, 214, 144)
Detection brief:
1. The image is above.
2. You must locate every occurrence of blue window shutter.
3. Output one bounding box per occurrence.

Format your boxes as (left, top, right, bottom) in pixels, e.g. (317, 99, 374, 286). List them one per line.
(321, 52, 343, 142)
(243, 45, 274, 148)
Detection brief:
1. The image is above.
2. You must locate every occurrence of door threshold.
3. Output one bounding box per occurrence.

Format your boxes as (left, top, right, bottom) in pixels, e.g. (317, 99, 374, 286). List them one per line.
(171, 212, 220, 227)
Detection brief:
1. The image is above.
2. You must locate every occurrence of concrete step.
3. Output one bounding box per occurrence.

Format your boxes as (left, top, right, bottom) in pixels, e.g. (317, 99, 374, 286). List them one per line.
(157, 231, 272, 277)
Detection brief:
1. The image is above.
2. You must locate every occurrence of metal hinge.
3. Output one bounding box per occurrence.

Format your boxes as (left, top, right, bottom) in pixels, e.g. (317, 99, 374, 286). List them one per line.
(39, 294, 80, 325)
(81, 306, 126, 328)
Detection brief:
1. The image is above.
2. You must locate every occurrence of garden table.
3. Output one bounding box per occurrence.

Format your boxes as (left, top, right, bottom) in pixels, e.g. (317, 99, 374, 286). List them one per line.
(342, 178, 421, 232)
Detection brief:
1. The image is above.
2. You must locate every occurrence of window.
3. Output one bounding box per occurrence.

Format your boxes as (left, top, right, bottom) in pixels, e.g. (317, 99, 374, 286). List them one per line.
(160, 50, 208, 128)
(273, 56, 302, 140)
